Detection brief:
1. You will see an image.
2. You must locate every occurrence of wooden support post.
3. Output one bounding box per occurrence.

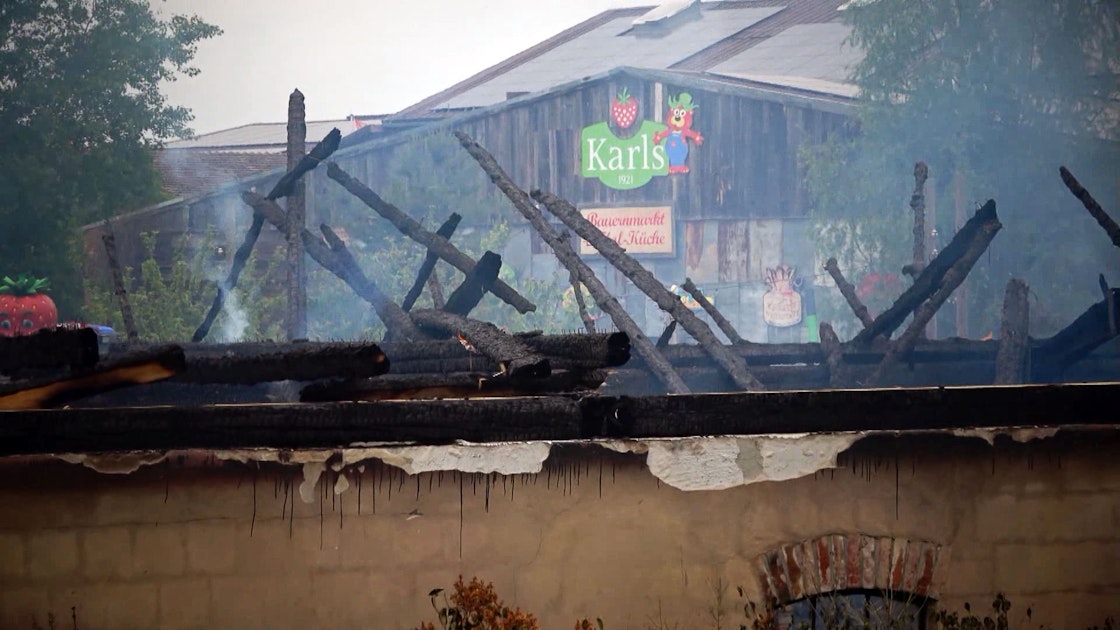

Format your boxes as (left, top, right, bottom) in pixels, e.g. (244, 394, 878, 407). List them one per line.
(533, 188, 764, 391)
(824, 257, 874, 329)
(453, 130, 689, 394)
(285, 89, 308, 340)
(325, 162, 535, 314)
(994, 278, 1030, 384)
(868, 210, 1002, 385)
(818, 322, 847, 388)
(853, 200, 1000, 346)
(410, 309, 550, 378)
(402, 213, 461, 312)
(442, 251, 501, 316)
(101, 222, 139, 341)
(240, 191, 424, 340)
(903, 161, 929, 278)
(1060, 166, 1120, 249)
(682, 278, 746, 344)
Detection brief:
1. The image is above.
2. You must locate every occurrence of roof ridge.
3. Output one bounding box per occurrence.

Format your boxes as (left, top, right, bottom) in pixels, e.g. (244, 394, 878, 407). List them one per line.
(392, 6, 651, 119)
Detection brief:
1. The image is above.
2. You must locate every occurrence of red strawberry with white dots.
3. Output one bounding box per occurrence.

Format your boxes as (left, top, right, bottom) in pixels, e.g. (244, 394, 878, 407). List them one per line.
(610, 88, 638, 129)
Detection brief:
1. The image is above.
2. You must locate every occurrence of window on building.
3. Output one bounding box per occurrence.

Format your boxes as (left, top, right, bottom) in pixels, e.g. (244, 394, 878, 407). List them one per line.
(778, 589, 930, 630)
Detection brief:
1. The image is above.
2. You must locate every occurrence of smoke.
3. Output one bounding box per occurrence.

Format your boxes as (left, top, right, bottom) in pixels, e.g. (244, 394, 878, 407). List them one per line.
(219, 285, 250, 342)
(203, 265, 250, 343)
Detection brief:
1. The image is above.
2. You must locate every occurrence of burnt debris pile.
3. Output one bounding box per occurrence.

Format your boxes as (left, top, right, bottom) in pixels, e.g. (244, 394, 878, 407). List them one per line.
(2, 132, 1119, 418)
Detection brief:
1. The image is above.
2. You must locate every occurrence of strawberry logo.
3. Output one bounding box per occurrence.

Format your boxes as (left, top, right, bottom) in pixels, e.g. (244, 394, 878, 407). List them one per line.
(610, 88, 638, 129)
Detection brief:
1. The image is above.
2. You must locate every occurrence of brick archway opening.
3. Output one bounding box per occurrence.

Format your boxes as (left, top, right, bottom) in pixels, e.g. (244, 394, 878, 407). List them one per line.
(756, 534, 944, 605)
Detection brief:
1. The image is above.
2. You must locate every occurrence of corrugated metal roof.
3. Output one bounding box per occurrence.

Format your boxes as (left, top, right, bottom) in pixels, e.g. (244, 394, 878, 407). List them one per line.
(436, 6, 785, 109)
(166, 118, 380, 151)
(390, 0, 855, 121)
(709, 22, 862, 83)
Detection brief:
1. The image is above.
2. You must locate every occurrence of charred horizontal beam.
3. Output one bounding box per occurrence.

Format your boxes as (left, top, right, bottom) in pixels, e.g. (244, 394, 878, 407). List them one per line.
(0, 346, 185, 411)
(410, 309, 550, 378)
(300, 370, 606, 402)
(0, 327, 100, 376)
(1, 382, 1117, 454)
(0, 396, 584, 454)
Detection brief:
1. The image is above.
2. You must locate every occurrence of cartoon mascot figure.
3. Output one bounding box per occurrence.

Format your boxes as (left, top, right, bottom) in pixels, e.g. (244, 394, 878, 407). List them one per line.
(653, 93, 703, 174)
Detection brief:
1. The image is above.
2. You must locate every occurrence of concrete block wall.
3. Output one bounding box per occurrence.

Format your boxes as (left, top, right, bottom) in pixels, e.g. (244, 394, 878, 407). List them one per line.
(1, 435, 1118, 630)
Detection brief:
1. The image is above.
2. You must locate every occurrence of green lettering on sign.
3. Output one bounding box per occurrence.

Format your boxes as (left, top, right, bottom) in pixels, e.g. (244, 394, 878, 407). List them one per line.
(580, 120, 668, 190)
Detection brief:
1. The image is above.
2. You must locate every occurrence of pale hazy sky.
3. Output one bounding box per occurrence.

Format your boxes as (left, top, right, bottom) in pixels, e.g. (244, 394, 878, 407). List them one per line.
(154, 0, 648, 136)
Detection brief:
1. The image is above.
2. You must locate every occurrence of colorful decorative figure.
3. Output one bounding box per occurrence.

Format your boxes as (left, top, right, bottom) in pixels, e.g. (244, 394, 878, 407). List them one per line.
(763, 264, 803, 328)
(653, 93, 703, 174)
(0, 274, 58, 337)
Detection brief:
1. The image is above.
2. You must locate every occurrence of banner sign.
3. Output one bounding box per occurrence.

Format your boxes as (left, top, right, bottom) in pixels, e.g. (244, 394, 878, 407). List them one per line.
(579, 206, 674, 255)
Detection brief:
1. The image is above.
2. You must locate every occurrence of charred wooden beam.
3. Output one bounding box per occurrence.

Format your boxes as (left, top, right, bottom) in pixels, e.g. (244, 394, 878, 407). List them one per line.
(854, 200, 1000, 345)
(385, 333, 628, 374)
(682, 278, 746, 344)
(4, 382, 1119, 454)
(266, 127, 342, 201)
(533, 188, 763, 391)
(284, 89, 308, 341)
(0, 345, 185, 410)
(402, 213, 461, 312)
(101, 223, 138, 341)
(427, 272, 445, 309)
(904, 161, 929, 278)
(410, 309, 550, 378)
(656, 321, 677, 347)
(1034, 288, 1120, 381)
(300, 369, 605, 402)
(443, 251, 501, 316)
(241, 191, 423, 340)
(177, 341, 388, 385)
(325, 162, 535, 314)
(0, 327, 100, 376)
(453, 130, 688, 393)
(1060, 166, 1120, 249)
(0, 395, 585, 454)
(868, 211, 1002, 385)
(569, 275, 597, 334)
(824, 257, 874, 329)
(995, 279, 1030, 385)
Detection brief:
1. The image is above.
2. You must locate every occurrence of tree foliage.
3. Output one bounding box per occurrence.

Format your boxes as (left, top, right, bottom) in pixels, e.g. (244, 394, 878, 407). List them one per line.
(0, 0, 220, 316)
(805, 0, 1120, 336)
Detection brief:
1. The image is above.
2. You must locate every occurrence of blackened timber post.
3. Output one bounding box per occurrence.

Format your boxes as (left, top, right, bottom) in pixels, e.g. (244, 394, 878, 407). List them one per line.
(285, 89, 308, 340)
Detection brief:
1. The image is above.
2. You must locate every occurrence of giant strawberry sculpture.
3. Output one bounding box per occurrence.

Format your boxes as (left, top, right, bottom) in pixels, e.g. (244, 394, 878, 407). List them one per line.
(0, 274, 58, 337)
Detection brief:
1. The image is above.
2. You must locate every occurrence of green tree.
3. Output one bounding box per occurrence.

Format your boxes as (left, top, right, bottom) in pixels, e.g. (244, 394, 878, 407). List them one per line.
(805, 0, 1120, 336)
(0, 0, 220, 317)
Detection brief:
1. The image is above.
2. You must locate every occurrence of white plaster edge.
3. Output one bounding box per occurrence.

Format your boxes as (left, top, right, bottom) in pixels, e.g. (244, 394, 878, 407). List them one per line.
(37, 425, 1087, 486)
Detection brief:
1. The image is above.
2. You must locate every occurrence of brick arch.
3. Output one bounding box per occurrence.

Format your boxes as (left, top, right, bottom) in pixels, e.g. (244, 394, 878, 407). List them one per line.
(756, 535, 944, 604)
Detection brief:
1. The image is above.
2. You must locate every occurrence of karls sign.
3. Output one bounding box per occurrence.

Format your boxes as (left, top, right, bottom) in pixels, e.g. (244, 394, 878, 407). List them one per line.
(579, 206, 674, 255)
(581, 90, 703, 190)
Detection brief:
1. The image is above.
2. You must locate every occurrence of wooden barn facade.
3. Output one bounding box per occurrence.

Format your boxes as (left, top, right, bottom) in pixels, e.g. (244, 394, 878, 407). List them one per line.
(84, 67, 855, 342)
